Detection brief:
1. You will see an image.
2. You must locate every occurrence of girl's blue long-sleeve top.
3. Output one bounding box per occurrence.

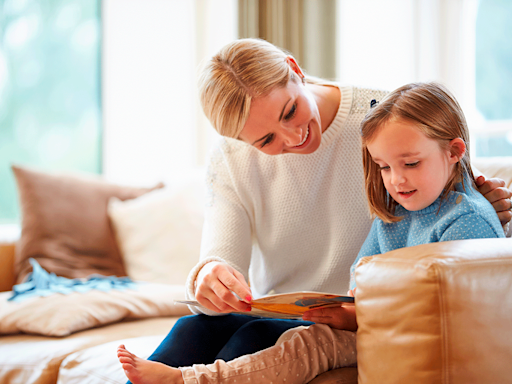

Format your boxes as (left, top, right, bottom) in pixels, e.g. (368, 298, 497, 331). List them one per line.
(349, 181, 505, 290)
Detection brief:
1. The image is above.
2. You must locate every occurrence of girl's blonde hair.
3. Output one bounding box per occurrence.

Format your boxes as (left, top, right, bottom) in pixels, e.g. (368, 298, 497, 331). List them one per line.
(361, 82, 475, 223)
(198, 38, 306, 138)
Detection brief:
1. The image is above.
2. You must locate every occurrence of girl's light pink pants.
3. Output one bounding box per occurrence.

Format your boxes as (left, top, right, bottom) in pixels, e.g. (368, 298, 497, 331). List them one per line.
(180, 324, 357, 384)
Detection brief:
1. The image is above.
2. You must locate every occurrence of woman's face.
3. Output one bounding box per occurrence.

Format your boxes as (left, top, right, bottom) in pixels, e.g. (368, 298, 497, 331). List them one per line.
(238, 79, 322, 155)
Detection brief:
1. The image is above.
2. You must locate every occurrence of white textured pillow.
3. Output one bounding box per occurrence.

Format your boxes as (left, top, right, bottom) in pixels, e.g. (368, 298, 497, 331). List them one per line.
(0, 283, 190, 336)
(108, 175, 205, 285)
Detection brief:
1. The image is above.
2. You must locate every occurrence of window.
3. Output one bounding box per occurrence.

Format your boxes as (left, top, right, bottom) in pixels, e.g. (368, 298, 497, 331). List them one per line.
(473, 0, 512, 156)
(334, 0, 511, 159)
(0, 0, 101, 226)
(102, 0, 236, 186)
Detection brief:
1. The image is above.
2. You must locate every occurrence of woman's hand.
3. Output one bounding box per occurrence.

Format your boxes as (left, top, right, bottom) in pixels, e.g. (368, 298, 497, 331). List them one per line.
(476, 176, 512, 226)
(195, 262, 252, 313)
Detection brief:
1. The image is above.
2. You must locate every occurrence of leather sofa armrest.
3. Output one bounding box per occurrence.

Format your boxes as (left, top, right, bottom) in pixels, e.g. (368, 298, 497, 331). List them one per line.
(0, 242, 16, 292)
(355, 237, 512, 384)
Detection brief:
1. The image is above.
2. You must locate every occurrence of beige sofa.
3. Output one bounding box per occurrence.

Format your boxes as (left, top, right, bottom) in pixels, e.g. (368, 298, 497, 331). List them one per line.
(0, 157, 511, 384)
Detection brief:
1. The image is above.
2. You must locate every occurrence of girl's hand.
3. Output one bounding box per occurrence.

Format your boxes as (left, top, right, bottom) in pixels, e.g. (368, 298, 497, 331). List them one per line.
(302, 305, 357, 331)
(195, 262, 252, 313)
(476, 176, 512, 226)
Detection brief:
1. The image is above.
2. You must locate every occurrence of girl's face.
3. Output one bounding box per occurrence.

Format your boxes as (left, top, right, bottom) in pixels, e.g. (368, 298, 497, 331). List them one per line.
(238, 79, 323, 155)
(367, 118, 460, 211)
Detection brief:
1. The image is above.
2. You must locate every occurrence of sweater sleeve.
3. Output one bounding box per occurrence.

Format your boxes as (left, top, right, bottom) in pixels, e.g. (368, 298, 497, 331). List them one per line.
(439, 212, 505, 242)
(349, 219, 381, 290)
(185, 141, 254, 315)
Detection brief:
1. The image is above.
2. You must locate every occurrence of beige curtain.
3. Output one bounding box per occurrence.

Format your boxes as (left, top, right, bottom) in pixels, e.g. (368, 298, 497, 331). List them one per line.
(238, 0, 338, 80)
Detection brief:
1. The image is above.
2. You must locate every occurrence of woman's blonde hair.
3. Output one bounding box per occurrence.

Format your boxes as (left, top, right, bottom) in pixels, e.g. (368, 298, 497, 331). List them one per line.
(361, 82, 475, 223)
(198, 38, 304, 138)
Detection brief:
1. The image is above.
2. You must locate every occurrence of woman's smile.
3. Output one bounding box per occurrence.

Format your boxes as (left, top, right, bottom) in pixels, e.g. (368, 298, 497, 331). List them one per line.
(293, 125, 310, 148)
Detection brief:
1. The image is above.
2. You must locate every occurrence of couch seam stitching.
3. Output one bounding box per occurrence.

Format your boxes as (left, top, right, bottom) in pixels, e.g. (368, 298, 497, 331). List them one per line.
(437, 264, 450, 384)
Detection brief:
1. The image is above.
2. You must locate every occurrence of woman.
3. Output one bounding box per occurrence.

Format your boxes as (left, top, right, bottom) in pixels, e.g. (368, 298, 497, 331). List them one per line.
(130, 39, 512, 377)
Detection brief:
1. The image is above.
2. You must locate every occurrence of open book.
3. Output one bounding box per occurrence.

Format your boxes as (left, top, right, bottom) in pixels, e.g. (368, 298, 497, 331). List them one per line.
(176, 291, 354, 319)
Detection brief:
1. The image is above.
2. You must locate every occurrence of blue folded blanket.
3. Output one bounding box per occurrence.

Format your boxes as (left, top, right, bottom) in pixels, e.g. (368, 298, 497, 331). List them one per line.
(8, 258, 136, 302)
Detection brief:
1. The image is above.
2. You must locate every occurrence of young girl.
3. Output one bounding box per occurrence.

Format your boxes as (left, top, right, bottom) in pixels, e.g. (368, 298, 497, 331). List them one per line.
(117, 82, 505, 384)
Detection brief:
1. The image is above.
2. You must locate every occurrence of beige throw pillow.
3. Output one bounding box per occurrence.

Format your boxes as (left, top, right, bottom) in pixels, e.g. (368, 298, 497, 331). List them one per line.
(12, 165, 163, 283)
(0, 283, 191, 336)
(108, 174, 204, 285)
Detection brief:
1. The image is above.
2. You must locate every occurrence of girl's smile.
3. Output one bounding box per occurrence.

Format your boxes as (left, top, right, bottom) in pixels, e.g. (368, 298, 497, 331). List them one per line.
(398, 190, 417, 198)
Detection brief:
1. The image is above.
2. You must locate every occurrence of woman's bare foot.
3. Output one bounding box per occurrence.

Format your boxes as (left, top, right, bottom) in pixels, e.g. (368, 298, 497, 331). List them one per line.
(117, 344, 184, 384)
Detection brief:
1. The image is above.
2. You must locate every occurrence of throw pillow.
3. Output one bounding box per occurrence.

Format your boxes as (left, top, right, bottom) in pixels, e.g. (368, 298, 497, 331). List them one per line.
(0, 282, 191, 336)
(108, 172, 204, 285)
(12, 165, 163, 284)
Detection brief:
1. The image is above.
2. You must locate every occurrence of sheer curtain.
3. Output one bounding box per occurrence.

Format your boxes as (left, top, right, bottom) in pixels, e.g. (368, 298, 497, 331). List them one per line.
(102, 0, 236, 186)
(238, 0, 337, 79)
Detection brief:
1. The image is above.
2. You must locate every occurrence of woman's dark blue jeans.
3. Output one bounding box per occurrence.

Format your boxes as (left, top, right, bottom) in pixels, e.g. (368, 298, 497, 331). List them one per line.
(126, 313, 312, 383)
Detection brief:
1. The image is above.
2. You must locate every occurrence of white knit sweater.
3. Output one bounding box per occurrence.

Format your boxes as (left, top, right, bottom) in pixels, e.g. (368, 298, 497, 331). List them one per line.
(186, 85, 389, 315)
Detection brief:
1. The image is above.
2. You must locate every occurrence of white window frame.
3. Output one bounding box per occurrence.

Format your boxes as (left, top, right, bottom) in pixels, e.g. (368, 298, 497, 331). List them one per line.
(458, 0, 512, 158)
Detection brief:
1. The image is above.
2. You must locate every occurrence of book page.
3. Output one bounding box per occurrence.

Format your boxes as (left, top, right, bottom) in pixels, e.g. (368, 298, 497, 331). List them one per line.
(176, 291, 354, 319)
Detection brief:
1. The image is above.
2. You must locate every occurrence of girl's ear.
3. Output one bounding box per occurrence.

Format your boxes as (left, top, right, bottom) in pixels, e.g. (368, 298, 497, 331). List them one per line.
(448, 138, 466, 164)
(285, 56, 305, 80)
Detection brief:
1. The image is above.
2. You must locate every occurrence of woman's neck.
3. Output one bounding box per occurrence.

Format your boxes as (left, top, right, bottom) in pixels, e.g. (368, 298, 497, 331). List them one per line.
(307, 83, 341, 133)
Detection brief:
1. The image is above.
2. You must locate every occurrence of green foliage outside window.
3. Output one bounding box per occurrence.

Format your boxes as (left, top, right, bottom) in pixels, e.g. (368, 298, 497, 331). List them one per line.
(0, 0, 101, 224)
(474, 0, 512, 156)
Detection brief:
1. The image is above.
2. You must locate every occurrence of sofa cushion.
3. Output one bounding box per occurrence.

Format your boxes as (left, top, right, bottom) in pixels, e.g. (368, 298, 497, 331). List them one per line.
(58, 335, 165, 384)
(355, 237, 512, 384)
(0, 282, 190, 336)
(0, 242, 15, 292)
(12, 165, 162, 283)
(108, 171, 204, 285)
(0, 317, 177, 384)
(58, 338, 358, 384)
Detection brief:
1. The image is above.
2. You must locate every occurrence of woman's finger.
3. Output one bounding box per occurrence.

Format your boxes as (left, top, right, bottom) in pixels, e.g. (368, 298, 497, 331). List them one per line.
(215, 270, 252, 311)
(201, 263, 251, 311)
(197, 281, 247, 313)
(195, 262, 251, 313)
(209, 280, 249, 312)
(497, 209, 512, 227)
(195, 287, 229, 312)
(230, 269, 253, 302)
(477, 177, 505, 198)
(488, 187, 511, 207)
(490, 191, 512, 211)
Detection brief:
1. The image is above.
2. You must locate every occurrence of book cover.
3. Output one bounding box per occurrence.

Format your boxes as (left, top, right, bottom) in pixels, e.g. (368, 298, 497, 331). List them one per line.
(176, 291, 354, 319)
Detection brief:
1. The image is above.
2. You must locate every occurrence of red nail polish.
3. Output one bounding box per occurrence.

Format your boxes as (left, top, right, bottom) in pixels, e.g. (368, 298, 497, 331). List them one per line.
(245, 295, 252, 302)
